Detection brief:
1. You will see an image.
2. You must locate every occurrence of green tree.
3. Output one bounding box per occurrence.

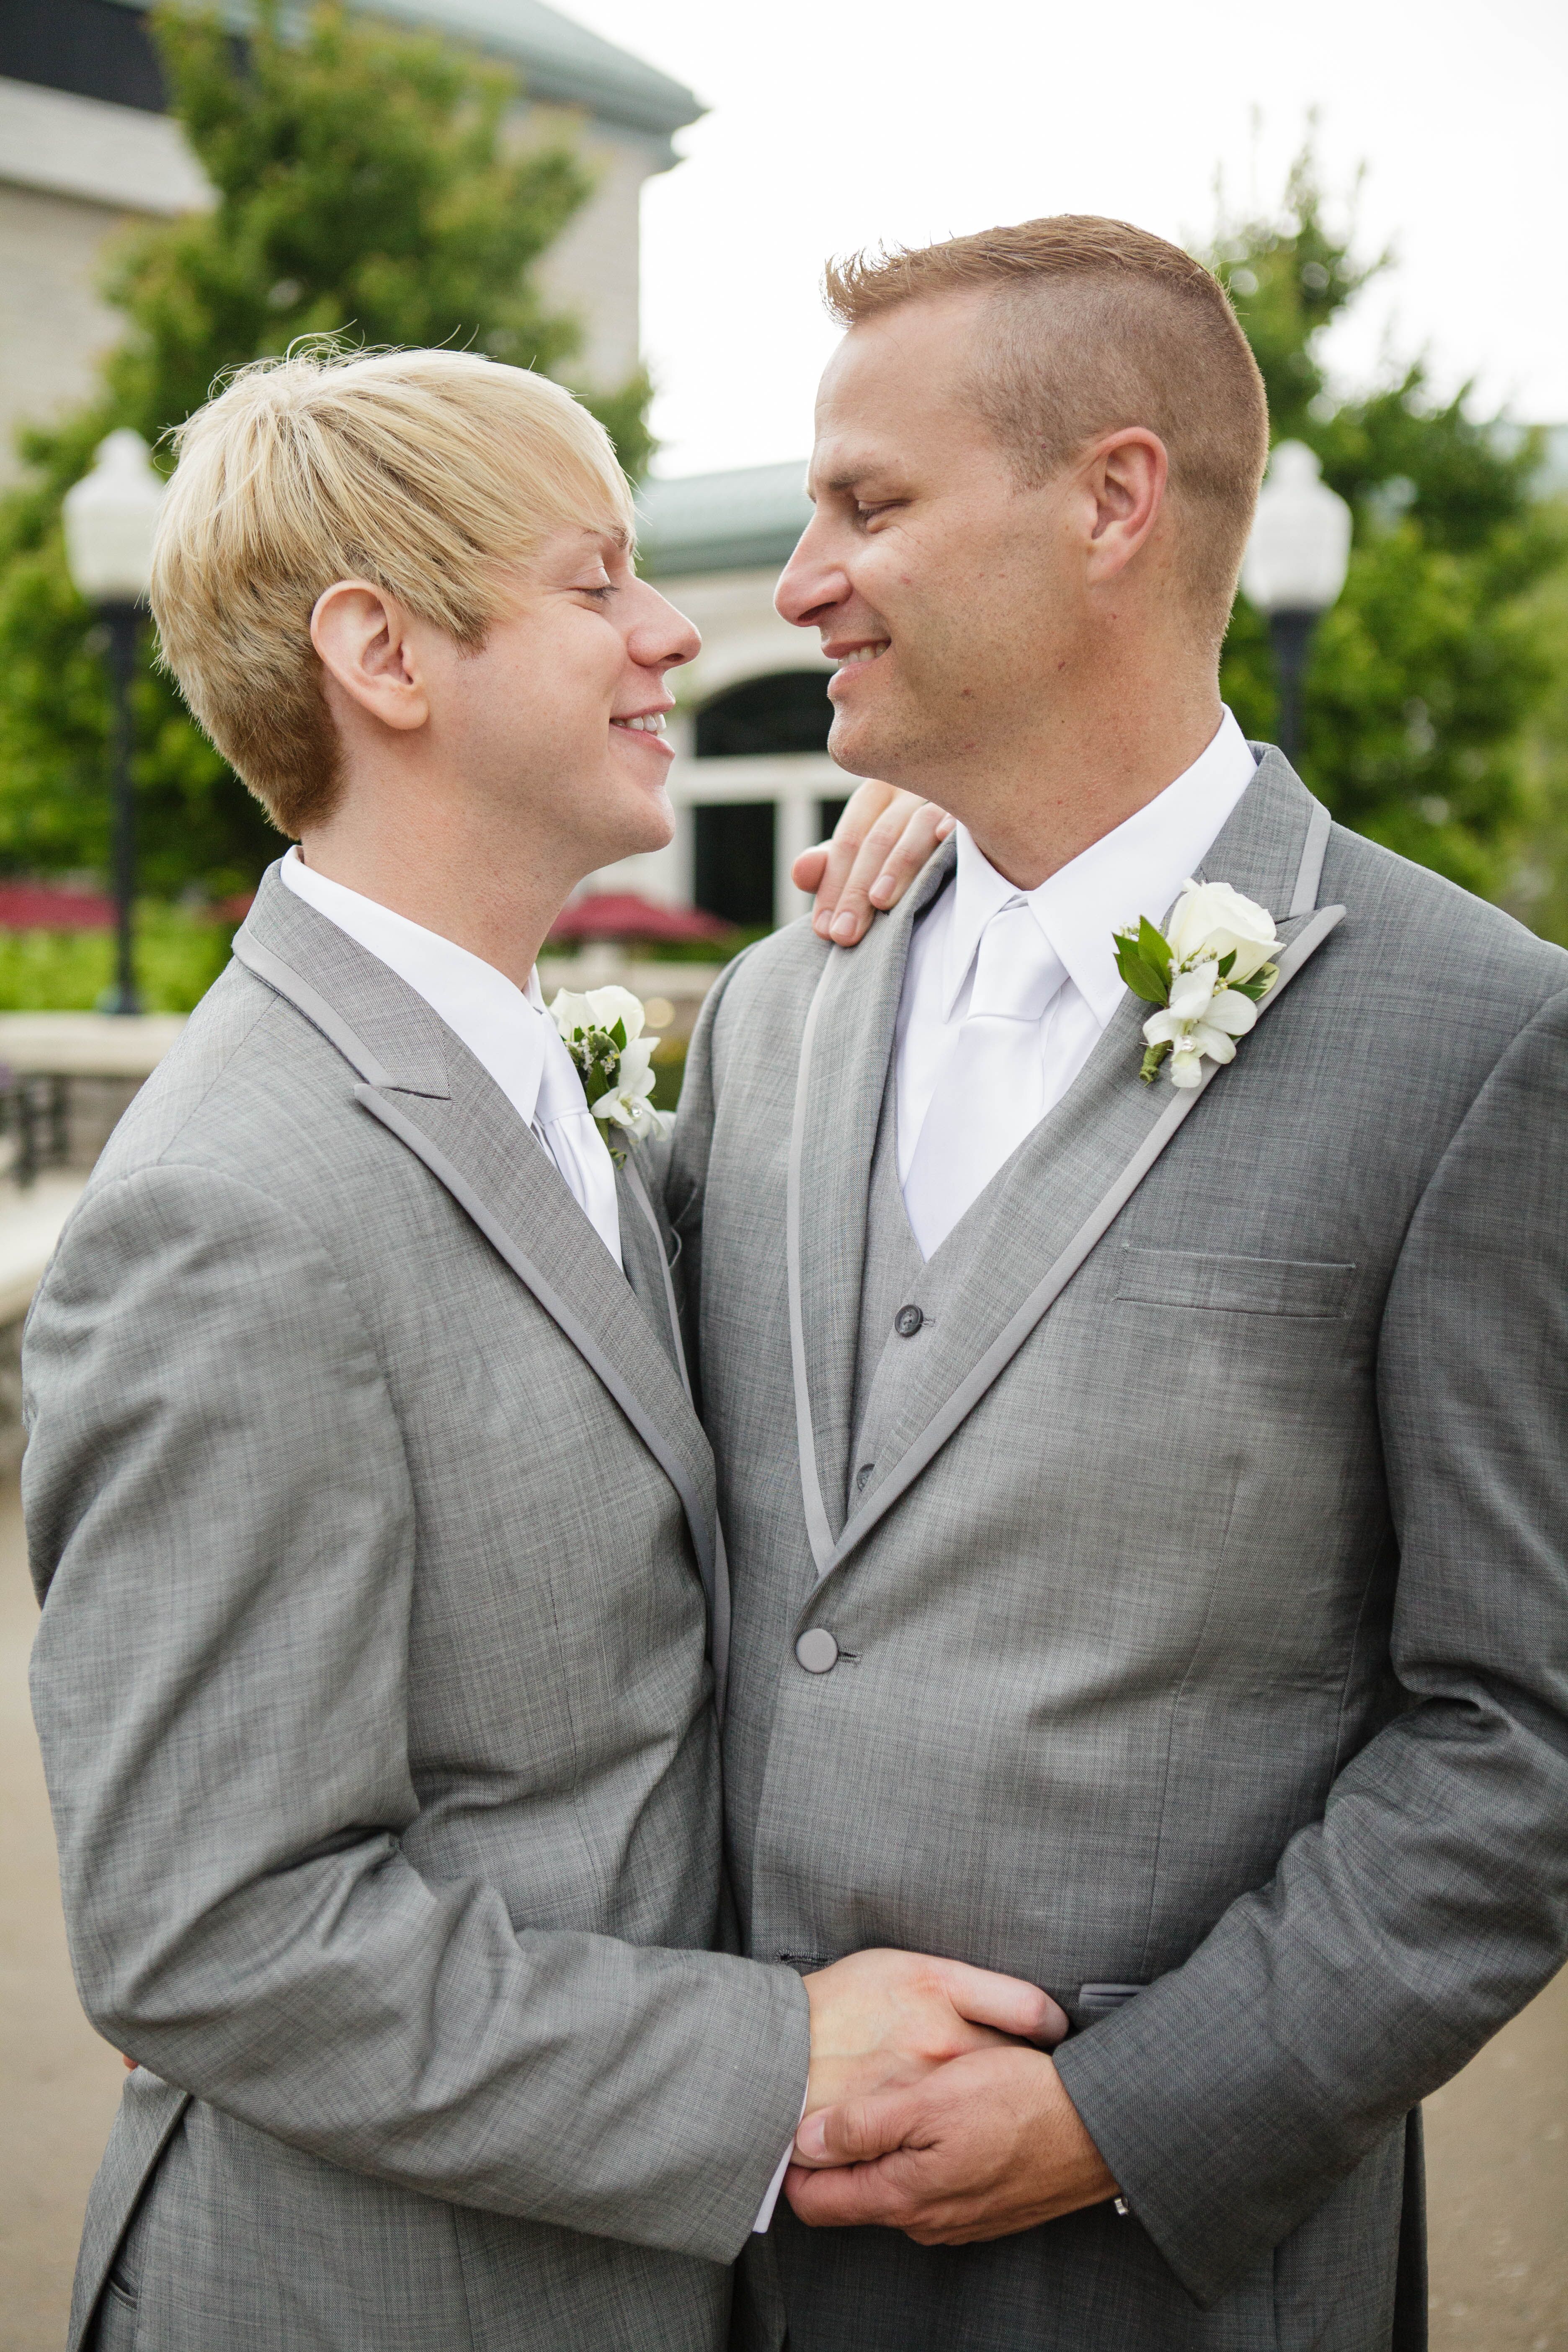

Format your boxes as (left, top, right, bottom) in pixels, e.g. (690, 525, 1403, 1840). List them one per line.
(1506, 514, 1568, 945)
(0, 0, 652, 898)
(1209, 149, 1564, 900)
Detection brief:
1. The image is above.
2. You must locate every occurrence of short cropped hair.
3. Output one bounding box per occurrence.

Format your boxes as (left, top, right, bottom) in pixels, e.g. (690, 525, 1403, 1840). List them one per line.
(151, 344, 636, 833)
(824, 217, 1269, 645)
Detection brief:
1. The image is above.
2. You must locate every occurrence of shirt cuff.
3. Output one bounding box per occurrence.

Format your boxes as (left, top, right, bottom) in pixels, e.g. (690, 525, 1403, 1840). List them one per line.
(753, 2085, 809, 2233)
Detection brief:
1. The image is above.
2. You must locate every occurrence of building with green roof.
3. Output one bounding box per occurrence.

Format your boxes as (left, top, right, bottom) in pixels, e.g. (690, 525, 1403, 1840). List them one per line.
(0, 0, 701, 477)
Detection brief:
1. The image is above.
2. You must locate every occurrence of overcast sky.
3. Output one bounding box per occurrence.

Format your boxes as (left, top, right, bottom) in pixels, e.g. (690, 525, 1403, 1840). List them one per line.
(559, 0, 1567, 481)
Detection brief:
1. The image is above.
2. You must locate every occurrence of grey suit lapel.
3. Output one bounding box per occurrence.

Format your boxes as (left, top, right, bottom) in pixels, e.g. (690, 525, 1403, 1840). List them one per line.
(789, 756, 1344, 1588)
(787, 847, 959, 1566)
(617, 1149, 690, 1394)
(232, 870, 720, 1624)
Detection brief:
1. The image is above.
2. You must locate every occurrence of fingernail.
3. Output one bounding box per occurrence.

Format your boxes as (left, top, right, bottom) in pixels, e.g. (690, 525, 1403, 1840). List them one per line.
(795, 2114, 828, 2162)
(869, 874, 893, 906)
(831, 913, 857, 942)
(814, 912, 832, 937)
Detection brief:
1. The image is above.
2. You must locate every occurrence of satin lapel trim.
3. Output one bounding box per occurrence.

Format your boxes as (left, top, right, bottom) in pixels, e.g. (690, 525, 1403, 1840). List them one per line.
(234, 870, 449, 1097)
(618, 1144, 730, 1705)
(618, 1150, 693, 1401)
(357, 1086, 719, 1618)
(809, 899, 1345, 1595)
(788, 847, 958, 1578)
(235, 932, 398, 1088)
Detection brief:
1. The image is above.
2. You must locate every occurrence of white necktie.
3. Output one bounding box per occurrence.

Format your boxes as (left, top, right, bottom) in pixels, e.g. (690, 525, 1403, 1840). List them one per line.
(531, 1019, 623, 1264)
(901, 899, 1066, 1258)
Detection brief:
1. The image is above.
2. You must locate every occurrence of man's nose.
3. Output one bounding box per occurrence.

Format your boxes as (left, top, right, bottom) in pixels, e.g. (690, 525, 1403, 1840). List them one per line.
(632, 582, 701, 670)
(775, 517, 847, 629)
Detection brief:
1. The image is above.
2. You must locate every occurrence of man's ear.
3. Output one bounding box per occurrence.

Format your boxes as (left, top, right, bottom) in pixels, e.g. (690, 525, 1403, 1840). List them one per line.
(1081, 429, 1168, 587)
(310, 580, 430, 735)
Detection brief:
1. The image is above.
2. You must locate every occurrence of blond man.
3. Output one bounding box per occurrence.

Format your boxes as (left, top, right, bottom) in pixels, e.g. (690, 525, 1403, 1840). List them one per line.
(668, 218, 1568, 2351)
(23, 348, 1058, 2352)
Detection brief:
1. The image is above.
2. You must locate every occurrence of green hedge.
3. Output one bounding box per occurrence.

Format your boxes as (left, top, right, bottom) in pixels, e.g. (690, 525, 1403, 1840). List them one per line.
(0, 907, 235, 1012)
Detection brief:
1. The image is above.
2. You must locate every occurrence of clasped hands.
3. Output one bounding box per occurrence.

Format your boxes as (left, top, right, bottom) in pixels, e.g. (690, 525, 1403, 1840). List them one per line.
(795, 1949, 1118, 2246)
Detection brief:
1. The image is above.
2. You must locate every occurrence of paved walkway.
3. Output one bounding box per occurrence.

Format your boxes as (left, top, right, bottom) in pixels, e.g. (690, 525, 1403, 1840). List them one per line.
(1, 1479, 1563, 2348)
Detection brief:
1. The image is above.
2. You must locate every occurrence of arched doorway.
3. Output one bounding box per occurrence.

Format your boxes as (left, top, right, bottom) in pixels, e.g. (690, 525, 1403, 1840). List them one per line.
(691, 671, 844, 927)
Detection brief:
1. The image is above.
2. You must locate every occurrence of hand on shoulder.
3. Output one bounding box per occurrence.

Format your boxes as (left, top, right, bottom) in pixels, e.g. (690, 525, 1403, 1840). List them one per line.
(793, 780, 954, 946)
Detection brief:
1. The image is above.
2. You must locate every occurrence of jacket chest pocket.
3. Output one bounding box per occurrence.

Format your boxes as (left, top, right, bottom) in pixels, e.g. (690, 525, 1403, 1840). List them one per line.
(1115, 1245, 1355, 1319)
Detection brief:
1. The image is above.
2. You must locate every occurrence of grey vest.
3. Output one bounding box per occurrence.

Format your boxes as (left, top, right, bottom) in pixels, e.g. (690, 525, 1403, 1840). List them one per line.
(847, 1072, 954, 1523)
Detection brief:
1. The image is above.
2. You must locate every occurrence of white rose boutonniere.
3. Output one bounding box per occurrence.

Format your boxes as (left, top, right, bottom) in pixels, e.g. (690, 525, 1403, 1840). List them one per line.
(1113, 879, 1282, 1090)
(548, 984, 673, 1147)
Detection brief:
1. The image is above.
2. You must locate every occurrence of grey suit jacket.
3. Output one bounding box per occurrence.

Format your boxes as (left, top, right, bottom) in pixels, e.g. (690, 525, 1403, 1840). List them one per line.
(25, 869, 808, 2352)
(668, 752, 1568, 2351)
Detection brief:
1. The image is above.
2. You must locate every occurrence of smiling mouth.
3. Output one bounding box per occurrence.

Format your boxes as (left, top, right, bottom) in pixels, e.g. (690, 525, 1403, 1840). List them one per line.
(611, 712, 668, 733)
(833, 642, 890, 668)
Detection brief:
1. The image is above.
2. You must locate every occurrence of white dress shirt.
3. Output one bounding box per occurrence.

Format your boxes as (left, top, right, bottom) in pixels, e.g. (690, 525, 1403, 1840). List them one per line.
(896, 710, 1259, 1258)
(279, 849, 622, 1265)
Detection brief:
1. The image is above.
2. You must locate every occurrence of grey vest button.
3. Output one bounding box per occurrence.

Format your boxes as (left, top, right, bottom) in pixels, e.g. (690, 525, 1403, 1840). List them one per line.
(894, 1303, 924, 1337)
(795, 1627, 840, 1674)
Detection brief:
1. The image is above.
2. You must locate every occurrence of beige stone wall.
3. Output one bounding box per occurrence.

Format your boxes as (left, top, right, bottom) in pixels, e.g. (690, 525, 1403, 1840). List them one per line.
(0, 181, 135, 480)
(0, 75, 212, 480)
(0, 72, 654, 481)
(512, 104, 657, 393)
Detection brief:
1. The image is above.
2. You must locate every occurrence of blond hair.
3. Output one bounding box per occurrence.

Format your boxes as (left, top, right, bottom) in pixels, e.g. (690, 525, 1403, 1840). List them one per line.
(151, 344, 636, 832)
(825, 217, 1269, 645)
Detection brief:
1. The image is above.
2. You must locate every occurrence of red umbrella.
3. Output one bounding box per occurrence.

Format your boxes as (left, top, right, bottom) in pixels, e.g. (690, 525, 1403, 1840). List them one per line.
(0, 882, 116, 930)
(547, 892, 732, 945)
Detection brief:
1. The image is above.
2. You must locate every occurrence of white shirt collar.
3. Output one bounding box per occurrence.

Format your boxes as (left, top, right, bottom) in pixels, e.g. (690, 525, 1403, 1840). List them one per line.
(279, 846, 553, 1130)
(942, 707, 1259, 1027)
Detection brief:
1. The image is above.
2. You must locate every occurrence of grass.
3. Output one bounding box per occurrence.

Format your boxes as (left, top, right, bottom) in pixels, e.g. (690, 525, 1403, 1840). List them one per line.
(0, 907, 236, 1013)
(0, 914, 697, 1114)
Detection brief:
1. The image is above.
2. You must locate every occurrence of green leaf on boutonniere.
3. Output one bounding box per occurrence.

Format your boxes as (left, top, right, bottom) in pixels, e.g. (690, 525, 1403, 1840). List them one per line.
(1231, 962, 1279, 1004)
(1140, 1039, 1173, 1083)
(1138, 917, 1172, 975)
(1113, 924, 1173, 1007)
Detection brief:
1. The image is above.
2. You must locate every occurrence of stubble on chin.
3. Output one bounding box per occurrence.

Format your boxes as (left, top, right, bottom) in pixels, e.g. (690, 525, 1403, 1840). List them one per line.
(828, 666, 979, 799)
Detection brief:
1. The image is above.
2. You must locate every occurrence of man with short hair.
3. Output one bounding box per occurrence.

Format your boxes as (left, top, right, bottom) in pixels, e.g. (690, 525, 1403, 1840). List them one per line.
(669, 217, 1568, 2349)
(24, 344, 1058, 2352)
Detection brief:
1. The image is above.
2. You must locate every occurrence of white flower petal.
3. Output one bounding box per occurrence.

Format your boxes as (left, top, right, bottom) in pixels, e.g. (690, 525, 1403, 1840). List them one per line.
(1210, 932, 1277, 985)
(1189, 1024, 1238, 1064)
(1167, 879, 1278, 970)
(1143, 1008, 1184, 1047)
(548, 988, 593, 1041)
(1168, 962, 1220, 1021)
(1206, 990, 1259, 1038)
(582, 985, 645, 1042)
(617, 1037, 656, 1091)
(1169, 1048, 1205, 1089)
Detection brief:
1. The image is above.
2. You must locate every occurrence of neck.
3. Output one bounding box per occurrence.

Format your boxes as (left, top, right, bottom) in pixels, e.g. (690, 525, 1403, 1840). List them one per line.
(948, 662, 1224, 893)
(298, 774, 582, 990)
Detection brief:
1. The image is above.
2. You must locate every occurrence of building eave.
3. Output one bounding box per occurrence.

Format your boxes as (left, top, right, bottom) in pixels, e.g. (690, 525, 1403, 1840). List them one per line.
(99, 0, 704, 146)
(638, 460, 812, 579)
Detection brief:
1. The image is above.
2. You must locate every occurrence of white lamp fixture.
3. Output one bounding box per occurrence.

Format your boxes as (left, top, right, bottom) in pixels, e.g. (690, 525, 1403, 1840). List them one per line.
(1241, 441, 1352, 619)
(62, 429, 166, 605)
(1241, 441, 1354, 766)
(62, 431, 165, 1016)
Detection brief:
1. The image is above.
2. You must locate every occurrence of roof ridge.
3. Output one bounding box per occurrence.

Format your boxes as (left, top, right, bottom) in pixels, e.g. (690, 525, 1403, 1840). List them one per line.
(100, 0, 704, 144)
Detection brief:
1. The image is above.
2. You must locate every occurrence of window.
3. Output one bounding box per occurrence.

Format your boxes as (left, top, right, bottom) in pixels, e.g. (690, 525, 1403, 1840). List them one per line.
(694, 672, 832, 759)
(692, 805, 775, 929)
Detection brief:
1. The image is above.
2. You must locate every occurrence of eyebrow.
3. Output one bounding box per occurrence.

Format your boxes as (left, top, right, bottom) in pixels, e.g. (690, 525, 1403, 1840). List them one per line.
(809, 462, 899, 498)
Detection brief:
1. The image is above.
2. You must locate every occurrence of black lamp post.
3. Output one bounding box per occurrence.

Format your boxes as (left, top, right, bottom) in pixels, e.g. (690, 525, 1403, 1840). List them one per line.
(63, 431, 167, 1016)
(1241, 441, 1353, 768)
